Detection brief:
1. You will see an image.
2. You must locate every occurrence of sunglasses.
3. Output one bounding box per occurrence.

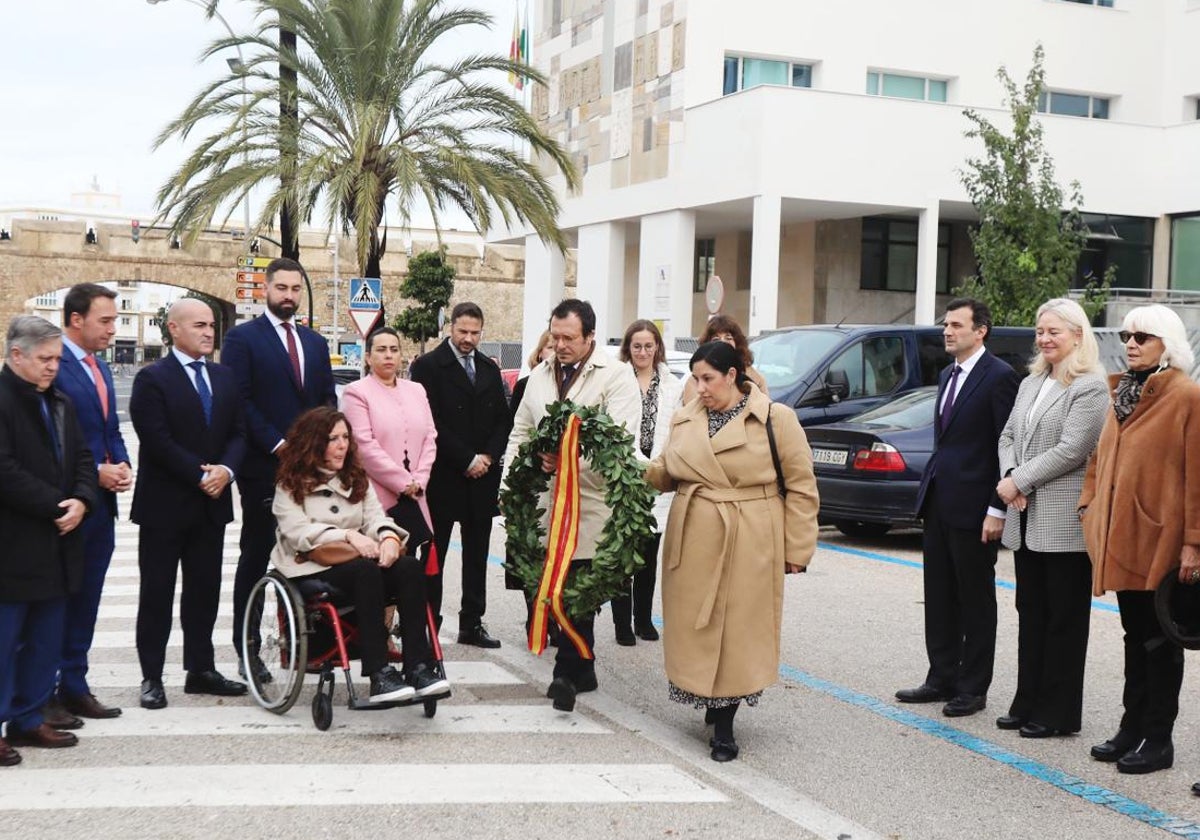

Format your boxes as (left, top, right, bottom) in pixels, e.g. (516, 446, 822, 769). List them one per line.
(1119, 331, 1159, 345)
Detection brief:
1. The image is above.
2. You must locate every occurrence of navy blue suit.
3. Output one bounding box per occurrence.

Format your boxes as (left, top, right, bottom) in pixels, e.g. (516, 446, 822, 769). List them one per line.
(220, 315, 334, 654)
(129, 355, 245, 680)
(53, 349, 130, 698)
(917, 348, 1019, 698)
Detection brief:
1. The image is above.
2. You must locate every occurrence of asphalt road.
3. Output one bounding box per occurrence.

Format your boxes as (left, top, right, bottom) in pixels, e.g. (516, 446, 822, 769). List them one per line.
(9, 377, 1200, 839)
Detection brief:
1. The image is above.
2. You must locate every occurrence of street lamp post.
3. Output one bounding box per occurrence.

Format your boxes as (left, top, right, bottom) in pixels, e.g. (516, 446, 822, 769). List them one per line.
(328, 236, 340, 354)
(146, 0, 252, 244)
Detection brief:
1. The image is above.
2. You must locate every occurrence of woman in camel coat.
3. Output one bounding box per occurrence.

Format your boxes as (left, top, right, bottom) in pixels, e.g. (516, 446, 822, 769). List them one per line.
(646, 341, 818, 763)
(1079, 304, 1200, 778)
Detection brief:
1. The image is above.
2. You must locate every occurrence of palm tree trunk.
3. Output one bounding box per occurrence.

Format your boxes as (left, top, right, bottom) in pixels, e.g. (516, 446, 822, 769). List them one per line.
(280, 26, 300, 262)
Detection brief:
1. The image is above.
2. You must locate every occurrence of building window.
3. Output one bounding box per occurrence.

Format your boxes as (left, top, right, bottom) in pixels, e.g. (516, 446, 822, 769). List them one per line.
(1077, 213, 1153, 290)
(866, 72, 947, 102)
(861, 217, 950, 293)
(120, 317, 131, 326)
(723, 55, 812, 96)
(694, 238, 716, 293)
(1170, 214, 1200, 291)
(34, 293, 57, 307)
(1038, 90, 1110, 119)
(120, 298, 134, 311)
(1060, 0, 1114, 6)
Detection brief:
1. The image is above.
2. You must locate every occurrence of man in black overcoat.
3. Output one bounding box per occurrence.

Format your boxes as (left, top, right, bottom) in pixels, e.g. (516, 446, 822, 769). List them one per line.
(409, 302, 512, 647)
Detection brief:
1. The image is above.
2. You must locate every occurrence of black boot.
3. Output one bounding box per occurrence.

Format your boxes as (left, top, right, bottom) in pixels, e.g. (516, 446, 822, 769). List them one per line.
(632, 561, 658, 641)
(611, 590, 635, 646)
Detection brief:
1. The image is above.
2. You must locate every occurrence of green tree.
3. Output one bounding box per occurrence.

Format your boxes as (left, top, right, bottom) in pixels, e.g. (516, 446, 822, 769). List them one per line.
(954, 44, 1110, 325)
(153, 0, 578, 277)
(157, 291, 226, 347)
(393, 248, 455, 350)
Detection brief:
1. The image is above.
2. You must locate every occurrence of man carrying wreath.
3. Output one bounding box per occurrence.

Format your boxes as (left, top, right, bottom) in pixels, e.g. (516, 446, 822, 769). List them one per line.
(503, 299, 642, 712)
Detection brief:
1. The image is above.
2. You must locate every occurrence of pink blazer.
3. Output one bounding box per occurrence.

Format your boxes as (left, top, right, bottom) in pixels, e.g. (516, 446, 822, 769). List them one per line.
(341, 374, 437, 527)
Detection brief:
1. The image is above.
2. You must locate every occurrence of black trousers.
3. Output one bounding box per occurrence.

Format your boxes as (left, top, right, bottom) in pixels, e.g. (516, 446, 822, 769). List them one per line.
(553, 559, 596, 683)
(426, 509, 492, 627)
(921, 501, 998, 697)
(1008, 548, 1092, 731)
(611, 533, 661, 630)
(136, 522, 226, 680)
(312, 556, 431, 677)
(231, 477, 277, 656)
(1116, 589, 1184, 742)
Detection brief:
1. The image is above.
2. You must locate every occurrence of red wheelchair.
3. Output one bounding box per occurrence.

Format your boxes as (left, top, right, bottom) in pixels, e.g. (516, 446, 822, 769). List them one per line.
(240, 570, 450, 730)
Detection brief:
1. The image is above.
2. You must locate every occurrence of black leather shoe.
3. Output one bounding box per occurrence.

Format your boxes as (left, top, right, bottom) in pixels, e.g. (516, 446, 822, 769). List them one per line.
(140, 679, 167, 710)
(996, 715, 1025, 731)
(943, 694, 986, 717)
(1091, 729, 1139, 762)
(1019, 722, 1072, 739)
(0, 738, 20, 767)
(615, 626, 636, 646)
(895, 684, 953, 704)
(547, 672, 598, 697)
(548, 677, 577, 712)
(710, 737, 739, 762)
(457, 624, 502, 649)
(59, 691, 121, 719)
(184, 670, 247, 697)
(238, 655, 273, 685)
(1118, 740, 1174, 775)
(42, 700, 84, 730)
(634, 621, 660, 641)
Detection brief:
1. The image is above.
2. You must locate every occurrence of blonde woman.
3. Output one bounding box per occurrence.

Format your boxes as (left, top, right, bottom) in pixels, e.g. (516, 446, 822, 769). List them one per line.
(994, 298, 1108, 739)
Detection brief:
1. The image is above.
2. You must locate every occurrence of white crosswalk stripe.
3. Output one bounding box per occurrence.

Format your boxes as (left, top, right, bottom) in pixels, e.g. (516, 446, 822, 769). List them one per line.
(84, 660, 524, 687)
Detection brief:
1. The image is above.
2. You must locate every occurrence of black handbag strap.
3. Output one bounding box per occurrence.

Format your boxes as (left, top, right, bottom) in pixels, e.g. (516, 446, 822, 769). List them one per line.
(766, 406, 786, 498)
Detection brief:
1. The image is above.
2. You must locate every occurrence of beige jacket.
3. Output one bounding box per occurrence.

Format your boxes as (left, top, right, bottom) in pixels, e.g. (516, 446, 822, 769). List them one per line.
(503, 347, 642, 559)
(646, 387, 819, 698)
(270, 475, 406, 579)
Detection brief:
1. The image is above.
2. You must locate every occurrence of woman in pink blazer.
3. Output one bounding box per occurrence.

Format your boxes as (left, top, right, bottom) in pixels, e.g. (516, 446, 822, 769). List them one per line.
(341, 327, 438, 539)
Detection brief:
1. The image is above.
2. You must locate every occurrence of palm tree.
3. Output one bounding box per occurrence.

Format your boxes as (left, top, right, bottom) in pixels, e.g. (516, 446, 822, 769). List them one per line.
(153, 0, 578, 277)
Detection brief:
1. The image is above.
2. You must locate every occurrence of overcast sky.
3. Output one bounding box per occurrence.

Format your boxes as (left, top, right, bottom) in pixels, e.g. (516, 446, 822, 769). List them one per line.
(0, 0, 520, 226)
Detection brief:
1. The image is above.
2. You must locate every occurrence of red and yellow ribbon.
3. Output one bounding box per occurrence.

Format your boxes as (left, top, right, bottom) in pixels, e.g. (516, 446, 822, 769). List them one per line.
(528, 413, 592, 659)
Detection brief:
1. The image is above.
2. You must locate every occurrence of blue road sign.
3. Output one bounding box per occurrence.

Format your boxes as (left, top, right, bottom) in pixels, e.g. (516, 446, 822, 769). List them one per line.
(349, 278, 382, 310)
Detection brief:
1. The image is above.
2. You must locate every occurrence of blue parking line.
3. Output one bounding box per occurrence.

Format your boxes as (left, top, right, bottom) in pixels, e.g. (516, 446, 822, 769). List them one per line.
(818, 540, 1120, 614)
(470, 539, 1191, 835)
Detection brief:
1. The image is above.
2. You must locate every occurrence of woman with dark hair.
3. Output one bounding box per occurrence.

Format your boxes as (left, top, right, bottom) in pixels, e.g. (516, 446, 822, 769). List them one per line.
(647, 341, 818, 762)
(609, 319, 684, 645)
(270, 407, 449, 703)
(682, 315, 768, 403)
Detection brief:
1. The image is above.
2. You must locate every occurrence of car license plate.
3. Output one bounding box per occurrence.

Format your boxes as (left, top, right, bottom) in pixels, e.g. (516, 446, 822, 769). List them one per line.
(811, 448, 847, 466)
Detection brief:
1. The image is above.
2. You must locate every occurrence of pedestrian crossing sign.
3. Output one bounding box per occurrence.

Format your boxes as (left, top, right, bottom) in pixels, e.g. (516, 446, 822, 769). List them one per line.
(349, 278, 382, 310)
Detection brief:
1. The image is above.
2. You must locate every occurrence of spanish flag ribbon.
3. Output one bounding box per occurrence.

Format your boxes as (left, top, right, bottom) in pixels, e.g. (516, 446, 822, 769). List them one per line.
(528, 413, 592, 659)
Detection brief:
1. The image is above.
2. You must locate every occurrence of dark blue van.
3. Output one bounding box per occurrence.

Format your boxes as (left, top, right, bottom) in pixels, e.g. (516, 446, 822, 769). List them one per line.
(749, 325, 1037, 427)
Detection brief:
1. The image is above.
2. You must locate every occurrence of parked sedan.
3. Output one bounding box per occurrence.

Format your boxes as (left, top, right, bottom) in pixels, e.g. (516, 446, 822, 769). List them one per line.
(804, 386, 936, 537)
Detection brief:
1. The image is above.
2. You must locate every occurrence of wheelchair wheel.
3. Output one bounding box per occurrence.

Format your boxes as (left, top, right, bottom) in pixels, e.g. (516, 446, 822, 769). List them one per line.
(312, 690, 333, 731)
(423, 698, 437, 718)
(242, 571, 307, 714)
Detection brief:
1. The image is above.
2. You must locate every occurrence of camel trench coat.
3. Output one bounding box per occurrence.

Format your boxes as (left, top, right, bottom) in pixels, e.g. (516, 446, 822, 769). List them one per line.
(1080, 367, 1200, 595)
(646, 387, 819, 699)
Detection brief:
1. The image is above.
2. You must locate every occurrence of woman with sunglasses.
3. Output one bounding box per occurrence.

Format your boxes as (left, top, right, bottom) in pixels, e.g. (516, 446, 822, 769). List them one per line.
(1080, 304, 1200, 778)
(993, 298, 1108, 740)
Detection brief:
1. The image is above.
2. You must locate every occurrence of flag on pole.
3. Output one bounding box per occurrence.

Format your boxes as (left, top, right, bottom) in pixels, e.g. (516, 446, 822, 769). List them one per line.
(519, 2, 530, 90)
(508, 4, 519, 87)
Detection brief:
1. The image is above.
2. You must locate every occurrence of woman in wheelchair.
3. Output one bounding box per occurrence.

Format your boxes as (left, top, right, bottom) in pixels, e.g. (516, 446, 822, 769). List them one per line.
(270, 407, 450, 705)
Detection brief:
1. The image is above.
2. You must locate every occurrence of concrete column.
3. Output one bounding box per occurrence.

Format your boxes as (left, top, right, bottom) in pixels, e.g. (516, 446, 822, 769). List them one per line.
(748, 194, 781, 336)
(1152, 214, 1171, 291)
(576, 222, 626, 346)
(637, 210, 696, 352)
(914, 201, 940, 325)
(522, 234, 565, 365)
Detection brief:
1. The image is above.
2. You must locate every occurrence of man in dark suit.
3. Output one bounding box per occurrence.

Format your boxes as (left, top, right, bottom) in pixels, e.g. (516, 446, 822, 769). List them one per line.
(130, 299, 247, 710)
(0, 316, 98, 763)
(897, 298, 1019, 717)
(409, 302, 513, 647)
(221, 258, 335, 671)
(49, 284, 132, 725)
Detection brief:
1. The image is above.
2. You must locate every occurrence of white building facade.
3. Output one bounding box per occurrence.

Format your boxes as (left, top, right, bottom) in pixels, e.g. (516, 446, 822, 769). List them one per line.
(518, 0, 1200, 352)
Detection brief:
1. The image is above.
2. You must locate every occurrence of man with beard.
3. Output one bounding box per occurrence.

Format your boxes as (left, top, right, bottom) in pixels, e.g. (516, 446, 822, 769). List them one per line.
(222, 258, 336, 676)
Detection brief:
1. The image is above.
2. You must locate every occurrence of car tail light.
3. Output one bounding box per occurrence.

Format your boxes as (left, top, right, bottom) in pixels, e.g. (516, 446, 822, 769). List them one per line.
(852, 442, 906, 472)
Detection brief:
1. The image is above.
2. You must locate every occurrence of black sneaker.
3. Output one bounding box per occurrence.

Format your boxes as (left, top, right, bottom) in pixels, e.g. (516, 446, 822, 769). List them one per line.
(369, 666, 415, 703)
(407, 663, 451, 698)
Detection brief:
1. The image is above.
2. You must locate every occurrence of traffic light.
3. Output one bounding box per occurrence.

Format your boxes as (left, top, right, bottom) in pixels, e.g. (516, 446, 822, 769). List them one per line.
(131, 220, 140, 244)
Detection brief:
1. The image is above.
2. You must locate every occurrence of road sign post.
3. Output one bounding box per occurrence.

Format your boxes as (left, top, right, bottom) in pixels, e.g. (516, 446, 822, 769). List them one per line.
(348, 278, 383, 338)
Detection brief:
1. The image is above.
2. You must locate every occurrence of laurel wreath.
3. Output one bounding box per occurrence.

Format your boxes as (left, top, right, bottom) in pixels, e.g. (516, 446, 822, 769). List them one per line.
(501, 401, 657, 620)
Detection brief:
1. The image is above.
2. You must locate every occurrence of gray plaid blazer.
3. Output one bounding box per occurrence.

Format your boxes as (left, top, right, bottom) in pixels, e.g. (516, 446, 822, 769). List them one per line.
(999, 370, 1110, 553)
